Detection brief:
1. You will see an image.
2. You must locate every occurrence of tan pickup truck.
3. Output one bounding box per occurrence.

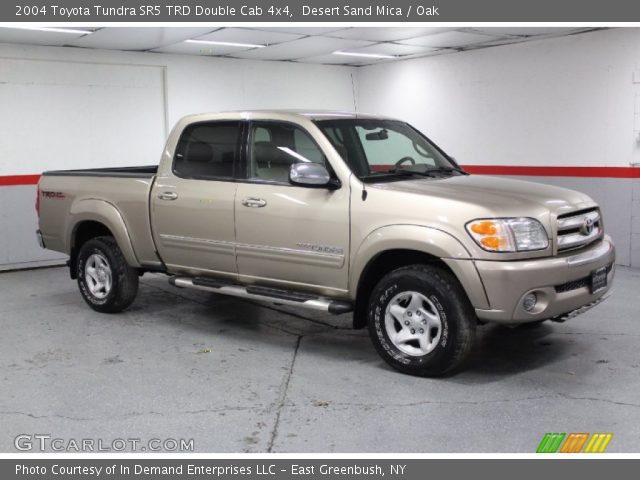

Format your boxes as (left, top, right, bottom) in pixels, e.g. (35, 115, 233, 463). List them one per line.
(36, 110, 615, 376)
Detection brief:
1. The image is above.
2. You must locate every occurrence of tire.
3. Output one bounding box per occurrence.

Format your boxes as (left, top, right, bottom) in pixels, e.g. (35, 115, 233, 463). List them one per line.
(367, 265, 476, 377)
(76, 236, 139, 313)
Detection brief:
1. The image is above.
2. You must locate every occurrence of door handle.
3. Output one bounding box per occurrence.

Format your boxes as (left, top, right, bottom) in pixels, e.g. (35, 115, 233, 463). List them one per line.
(241, 197, 267, 208)
(158, 191, 178, 201)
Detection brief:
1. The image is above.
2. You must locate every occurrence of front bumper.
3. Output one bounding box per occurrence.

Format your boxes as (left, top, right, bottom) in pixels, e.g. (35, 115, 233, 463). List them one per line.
(474, 236, 615, 324)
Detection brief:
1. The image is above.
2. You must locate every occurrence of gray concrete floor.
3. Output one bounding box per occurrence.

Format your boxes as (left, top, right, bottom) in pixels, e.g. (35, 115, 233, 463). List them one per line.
(1, 266, 639, 453)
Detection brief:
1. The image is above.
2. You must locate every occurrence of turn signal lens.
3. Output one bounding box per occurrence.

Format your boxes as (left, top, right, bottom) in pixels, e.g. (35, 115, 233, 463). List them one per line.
(466, 220, 514, 252)
(466, 218, 548, 253)
(480, 236, 506, 250)
(470, 221, 497, 235)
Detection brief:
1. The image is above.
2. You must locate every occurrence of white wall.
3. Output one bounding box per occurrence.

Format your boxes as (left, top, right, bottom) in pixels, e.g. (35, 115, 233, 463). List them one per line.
(0, 43, 357, 269)
(0, 42, 357, 175)
(357, 28, 640, 266)
(0, 58, 166, 176)
(356, 28, 640, 168)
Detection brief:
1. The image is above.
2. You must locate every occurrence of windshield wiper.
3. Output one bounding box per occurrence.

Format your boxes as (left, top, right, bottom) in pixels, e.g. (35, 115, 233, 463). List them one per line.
(384, 166, 468, 177)
(423, 166, 469, 175)
(361, 165, 468, 182)
(384, 169, 435, 178)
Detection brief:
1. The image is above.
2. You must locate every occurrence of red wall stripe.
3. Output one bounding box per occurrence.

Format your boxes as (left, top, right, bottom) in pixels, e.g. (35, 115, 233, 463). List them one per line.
(0, 166, 638, 186)
(0, 174, 41, 186)
(461, 165, 640, 178)
(369, 164, 640, 178)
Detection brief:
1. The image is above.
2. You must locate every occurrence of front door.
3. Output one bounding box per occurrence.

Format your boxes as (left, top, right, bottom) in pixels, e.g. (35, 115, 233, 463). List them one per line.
(235, 121, 350, 294)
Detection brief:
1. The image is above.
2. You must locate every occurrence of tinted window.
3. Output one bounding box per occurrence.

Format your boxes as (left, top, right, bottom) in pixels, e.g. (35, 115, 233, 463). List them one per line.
(356, 126, 436, 167)
(316, 119, 453, 180)
(248, 122, 327, 183)
(174, 122, 240, 179)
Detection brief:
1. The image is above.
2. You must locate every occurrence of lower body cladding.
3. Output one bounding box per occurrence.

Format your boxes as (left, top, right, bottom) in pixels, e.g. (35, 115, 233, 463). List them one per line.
(473, 236, 616, 324)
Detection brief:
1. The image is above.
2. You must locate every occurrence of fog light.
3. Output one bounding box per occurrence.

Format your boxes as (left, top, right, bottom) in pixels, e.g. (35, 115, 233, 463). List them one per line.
(523, 293, 537, 312)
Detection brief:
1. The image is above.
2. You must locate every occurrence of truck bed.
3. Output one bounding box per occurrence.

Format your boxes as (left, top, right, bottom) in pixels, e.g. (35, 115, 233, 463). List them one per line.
(38, 167, 161, 268)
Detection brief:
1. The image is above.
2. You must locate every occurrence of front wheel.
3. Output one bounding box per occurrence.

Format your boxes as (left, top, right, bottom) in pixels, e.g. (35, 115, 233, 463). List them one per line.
(367, 265, 476, 376)
(77, 236, 139, 313)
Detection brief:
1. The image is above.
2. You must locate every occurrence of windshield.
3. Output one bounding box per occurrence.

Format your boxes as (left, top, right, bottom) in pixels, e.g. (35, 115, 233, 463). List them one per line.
(315, 119, 461, 181)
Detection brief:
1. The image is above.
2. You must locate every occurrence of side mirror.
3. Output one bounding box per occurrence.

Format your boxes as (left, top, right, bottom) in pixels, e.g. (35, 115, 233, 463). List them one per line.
(289, 163, 340, 190)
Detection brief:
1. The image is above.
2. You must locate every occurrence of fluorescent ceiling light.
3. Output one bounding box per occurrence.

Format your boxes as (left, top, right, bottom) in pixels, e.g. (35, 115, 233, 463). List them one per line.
(185, 39, 265, 49)
(332, 50, 396, 59)
(1, 26, 93, 35)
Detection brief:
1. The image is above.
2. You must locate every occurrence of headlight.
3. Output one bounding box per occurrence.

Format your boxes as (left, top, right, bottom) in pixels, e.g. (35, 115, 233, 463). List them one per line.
(466, 218, 548, 252)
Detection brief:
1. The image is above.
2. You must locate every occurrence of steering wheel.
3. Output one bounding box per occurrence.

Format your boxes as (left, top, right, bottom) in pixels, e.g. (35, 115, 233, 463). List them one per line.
(395, 157, 416, 166)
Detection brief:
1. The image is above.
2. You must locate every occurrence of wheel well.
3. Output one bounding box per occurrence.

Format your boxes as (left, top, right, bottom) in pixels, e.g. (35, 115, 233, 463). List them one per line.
(352, 249, 454, 329)
(69, 221, 113, 279)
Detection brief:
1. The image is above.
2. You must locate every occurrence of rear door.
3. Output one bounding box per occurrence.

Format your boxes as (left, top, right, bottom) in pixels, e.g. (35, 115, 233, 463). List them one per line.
(150, 121, 242, 277)
(234, 121, 350, 294)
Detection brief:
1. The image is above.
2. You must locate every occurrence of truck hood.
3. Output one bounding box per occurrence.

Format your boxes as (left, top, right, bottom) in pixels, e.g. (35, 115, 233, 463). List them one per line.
(371, 174, 594, 217)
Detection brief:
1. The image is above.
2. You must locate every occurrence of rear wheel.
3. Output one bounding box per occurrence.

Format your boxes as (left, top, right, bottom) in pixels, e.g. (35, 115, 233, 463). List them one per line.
(367, 265, 476, 376)
(77, 236, 138, 313)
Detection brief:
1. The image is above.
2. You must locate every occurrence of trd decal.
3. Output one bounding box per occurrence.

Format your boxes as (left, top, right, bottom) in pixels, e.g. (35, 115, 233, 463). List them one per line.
(41, 191, 66, 199)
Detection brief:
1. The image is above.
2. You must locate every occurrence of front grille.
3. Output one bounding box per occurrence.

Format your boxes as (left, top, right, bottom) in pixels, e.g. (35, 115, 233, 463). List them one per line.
(556, 207, 602, 252)
(555, 278, 589, 293)
(554, 263, 613, 293)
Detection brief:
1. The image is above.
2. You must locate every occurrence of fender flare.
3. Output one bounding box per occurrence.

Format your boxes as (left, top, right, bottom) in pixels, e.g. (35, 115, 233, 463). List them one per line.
(66, 199, 140, 268)
(350, 224, 489, 315)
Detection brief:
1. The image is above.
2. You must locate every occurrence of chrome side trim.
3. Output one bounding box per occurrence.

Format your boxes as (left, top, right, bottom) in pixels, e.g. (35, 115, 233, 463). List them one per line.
(566, 240, 612, 267)
(158, 234, 344, 268)
(158, 234, 235, 255)
(236, 243, 345, 268)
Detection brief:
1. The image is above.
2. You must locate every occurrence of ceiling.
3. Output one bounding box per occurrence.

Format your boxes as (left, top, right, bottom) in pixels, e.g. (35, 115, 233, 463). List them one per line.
(0, 26, 599, 66)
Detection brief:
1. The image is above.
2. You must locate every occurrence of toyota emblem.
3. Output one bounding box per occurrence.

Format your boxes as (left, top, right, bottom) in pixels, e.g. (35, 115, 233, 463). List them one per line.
(581, 217, 594, 235)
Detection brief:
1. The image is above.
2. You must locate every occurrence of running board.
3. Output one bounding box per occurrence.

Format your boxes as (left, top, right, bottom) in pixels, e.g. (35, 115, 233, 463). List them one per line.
(169, 276, 353, 315)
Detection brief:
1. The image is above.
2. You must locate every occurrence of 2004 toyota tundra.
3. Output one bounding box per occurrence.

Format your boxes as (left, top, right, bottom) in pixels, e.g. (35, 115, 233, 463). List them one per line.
(36, 111, 615, 376)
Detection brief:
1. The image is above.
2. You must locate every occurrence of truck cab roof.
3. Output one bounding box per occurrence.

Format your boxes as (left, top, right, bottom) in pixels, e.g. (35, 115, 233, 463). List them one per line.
(177, 110, 396, 124)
